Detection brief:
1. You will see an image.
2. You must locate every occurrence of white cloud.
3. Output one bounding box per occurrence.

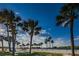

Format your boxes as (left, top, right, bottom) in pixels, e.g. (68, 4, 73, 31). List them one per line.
(40, 29, 47, 34)
(40, 29, 50, 34)
(40, 29, 51, 37)
(53, 38, 68, 47)
(0, 24, 76, 47)
(0, 24, 6, 36)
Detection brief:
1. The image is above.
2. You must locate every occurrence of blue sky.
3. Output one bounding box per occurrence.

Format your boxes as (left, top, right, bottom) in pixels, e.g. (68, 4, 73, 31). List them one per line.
(0, 3, 79, 46)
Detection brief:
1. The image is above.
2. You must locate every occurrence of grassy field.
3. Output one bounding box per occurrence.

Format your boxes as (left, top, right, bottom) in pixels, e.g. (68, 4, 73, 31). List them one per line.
(0, 52, 63, 56)
(0, 52, 12, 56)
(16, 52, 63, 56)
(0, 48, 79, 56)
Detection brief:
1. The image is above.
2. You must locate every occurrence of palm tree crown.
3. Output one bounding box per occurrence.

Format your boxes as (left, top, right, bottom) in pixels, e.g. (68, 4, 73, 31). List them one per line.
(56, 4, 79, 27)
(21, 19, 41, 35)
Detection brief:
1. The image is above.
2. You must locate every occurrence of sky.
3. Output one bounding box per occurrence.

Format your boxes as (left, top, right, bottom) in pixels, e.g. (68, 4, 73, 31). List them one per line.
(0, 3, 79, 47)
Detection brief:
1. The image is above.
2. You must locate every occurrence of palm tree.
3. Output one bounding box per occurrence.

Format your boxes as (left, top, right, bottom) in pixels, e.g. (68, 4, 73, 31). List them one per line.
(45, 38, 48, 48)
(19, 19, 42, 54)
(46, 36, 52, 48)
(51, 40, 54, 48)
(10, 15, 21, 56)
(39, 42, 43, 48)
(56, 4, 79, 56)
(11, 15, 21, 56)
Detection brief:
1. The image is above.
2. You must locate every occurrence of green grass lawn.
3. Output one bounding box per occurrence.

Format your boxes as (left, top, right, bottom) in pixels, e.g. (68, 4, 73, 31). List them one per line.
(0, 51, 63, 56)
(0, 52, 12, 56)
(16, 52, 63, 56)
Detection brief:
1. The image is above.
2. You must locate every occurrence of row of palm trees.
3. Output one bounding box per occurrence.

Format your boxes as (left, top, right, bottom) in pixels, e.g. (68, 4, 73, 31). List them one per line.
(19, 42, 43, 48)
(0, 9, 43, 55)
(0, 3, 78, 56)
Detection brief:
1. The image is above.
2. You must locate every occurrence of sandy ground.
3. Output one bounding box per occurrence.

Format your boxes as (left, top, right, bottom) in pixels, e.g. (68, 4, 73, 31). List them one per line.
(16, 49, 79, 56)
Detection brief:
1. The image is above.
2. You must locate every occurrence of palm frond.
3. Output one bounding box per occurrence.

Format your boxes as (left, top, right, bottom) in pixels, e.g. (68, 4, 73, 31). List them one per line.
(56, 15, 66, 26)
(34, 31, 40, 35)
(35, 27, 41, 31)
(62, 19, 70, 27)
(17, 22, 23, 27)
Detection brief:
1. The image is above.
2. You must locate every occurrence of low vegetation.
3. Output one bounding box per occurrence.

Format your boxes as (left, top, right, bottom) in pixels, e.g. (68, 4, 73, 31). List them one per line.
(16, 52, 63, 56)
(0, 52, 12, 56)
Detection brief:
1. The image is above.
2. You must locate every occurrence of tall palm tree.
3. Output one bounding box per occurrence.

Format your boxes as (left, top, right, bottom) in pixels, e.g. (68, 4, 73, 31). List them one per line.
(56, 4, 79, 56)
(19, 19, 42, 54)
(9, 13, 21, 56)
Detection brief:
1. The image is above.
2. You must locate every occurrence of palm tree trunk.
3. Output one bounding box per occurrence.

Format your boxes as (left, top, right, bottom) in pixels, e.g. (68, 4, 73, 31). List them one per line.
(45, 43, 47, 48)
(29, 35, 33, 55)
(11, 24, 16, 56)
(70, 19, 75, 56)
(47, 42, 48, 48)
(48, 42, 50, 48)
(12, 31, 16, 56)
(52, 43, 53, 48)
(50, 42, 51, 48)
(2, 39, 4, 52)
(6, 25, 11, 52)
(29, 30, 33, 55)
